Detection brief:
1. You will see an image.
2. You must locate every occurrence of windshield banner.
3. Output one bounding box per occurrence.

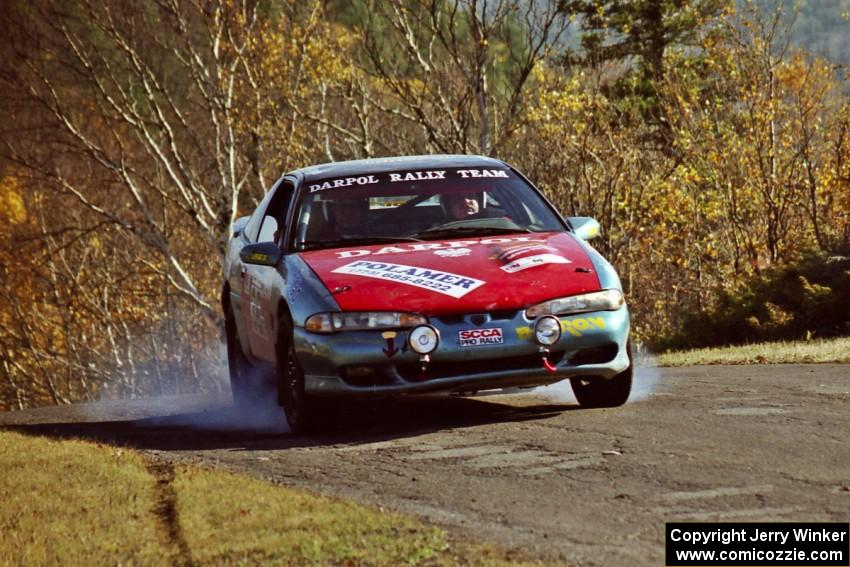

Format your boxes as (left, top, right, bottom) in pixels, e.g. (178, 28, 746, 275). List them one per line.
(308, 168, 511, 194)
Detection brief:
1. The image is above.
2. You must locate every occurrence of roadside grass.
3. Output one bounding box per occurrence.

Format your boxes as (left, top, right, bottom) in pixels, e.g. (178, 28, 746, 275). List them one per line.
(0, 430, 555, 566)
(656, 336, 850, 367)
(0, 432, 164, 566)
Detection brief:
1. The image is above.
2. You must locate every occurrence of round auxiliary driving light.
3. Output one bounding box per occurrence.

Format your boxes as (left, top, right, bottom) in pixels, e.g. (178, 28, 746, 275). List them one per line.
(408, 325, 440, 354)
(534, 315, 562, 346)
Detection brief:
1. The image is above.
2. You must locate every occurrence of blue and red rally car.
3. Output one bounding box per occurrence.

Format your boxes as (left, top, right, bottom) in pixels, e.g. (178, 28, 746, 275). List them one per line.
(223, 155, 631, 432)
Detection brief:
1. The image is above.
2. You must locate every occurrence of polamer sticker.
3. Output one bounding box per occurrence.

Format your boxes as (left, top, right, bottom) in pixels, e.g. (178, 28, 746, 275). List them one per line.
(458, 328, 504, 347)
(332, 260, 485, 298)
(501, 253, 571, 273)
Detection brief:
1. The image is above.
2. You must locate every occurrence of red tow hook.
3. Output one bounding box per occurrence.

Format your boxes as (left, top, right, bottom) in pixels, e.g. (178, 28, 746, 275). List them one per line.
(539, 347, 557, 373)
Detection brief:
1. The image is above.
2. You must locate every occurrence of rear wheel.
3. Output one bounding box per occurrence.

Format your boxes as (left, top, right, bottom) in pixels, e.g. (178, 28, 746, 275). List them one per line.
(277, 319, 323, 434)
(570, 341, 633, 408)
(224, 306, 268, 407)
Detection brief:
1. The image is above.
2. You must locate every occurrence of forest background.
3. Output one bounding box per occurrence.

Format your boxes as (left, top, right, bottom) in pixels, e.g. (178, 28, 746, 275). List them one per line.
(1, 0, 848, 410)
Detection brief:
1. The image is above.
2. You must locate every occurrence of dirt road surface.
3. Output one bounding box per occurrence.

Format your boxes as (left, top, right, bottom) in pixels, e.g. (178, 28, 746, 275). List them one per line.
(2, 364, 849, 565)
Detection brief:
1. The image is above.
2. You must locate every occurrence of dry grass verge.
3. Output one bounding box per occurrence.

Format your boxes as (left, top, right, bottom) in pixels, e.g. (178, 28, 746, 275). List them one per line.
(0, 430, 554, 566)
(657, 336, 850, 366)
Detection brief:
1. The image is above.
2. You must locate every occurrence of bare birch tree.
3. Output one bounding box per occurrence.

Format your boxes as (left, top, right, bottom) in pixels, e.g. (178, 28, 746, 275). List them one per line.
(2, 0, 269, 321)
(355, 0, 572, 156)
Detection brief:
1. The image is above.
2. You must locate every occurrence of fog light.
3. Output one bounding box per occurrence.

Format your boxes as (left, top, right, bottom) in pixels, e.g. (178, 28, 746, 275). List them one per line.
(408, 325, 439, 354)
(534, 316, 561, 346)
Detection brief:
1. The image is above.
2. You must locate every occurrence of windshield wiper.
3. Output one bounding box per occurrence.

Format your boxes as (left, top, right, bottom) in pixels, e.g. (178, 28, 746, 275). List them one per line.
(300, 235, 423, 250)
(413, 226, 533, 239)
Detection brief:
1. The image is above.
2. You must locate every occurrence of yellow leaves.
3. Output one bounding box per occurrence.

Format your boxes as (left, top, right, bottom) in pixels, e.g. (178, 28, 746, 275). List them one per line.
(764, 302, 793, 327)
(524, 70, 590, 127)
(0, 176, 27, 226)
(254, 16, 355, 89)
(595, 3, 605, 19)
(676, 164, 703, 185)
(798, 275, 831, 302)
(775, 57, 806, 92)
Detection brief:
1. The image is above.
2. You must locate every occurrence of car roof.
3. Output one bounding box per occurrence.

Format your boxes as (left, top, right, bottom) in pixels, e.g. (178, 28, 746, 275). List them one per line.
(291, 154, 508, 182)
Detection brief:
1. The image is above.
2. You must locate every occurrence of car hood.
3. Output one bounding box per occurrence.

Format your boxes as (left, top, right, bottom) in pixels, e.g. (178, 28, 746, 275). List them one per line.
(298, 231, 602, 314)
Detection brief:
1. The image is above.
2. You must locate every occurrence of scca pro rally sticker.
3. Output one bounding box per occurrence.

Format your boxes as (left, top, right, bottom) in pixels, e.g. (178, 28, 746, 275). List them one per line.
(332, 261, 484, 298)
(501, 253, 571, 273)
(458, 328, 503, 347)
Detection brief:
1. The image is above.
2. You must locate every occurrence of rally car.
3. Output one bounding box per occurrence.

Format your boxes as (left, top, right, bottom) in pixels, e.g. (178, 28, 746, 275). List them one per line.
(222, 155, 631, 432)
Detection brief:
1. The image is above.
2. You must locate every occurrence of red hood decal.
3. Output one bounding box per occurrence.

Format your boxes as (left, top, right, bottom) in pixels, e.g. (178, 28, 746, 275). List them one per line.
(298, 232, 601, 314)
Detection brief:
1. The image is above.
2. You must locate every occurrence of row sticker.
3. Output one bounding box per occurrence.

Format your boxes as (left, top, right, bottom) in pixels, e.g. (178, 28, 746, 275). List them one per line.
(332, 260, 484, 298)
(515, 316, 606, 340)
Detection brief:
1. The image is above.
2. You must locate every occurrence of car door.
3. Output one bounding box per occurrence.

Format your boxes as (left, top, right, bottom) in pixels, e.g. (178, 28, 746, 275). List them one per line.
(228, 183, 277, 356)
(241, 178, 296, 363)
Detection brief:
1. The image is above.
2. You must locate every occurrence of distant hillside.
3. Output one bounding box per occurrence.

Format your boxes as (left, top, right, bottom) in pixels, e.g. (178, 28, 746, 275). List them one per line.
(758, 0, 850, 69)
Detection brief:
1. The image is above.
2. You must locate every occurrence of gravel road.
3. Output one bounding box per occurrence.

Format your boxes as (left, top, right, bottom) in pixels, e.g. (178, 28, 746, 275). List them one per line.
(2, 364, 849, 566)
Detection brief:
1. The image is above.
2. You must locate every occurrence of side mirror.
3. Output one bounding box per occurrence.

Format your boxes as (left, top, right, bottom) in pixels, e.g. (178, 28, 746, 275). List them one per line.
(567, 216, 601, 241)
(232, 216, 250, 237)
(240, 242, 282, 267)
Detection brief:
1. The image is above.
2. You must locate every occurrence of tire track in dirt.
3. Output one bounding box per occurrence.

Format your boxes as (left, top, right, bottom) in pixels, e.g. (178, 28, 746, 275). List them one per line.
(144, 459, 195, 567)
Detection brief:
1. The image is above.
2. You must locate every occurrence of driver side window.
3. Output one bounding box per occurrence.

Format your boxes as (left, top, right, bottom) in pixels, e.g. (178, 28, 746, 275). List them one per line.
(242, 187, 276, 243)
(243, 178, 296, 244)
(257, 216, 278, 243)
(260, 179, 295, 245)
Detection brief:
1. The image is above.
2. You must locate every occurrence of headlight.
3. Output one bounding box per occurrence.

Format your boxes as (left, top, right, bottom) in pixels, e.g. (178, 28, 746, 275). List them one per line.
(525, 289, 625, 318)
(305, 311, 427, 333)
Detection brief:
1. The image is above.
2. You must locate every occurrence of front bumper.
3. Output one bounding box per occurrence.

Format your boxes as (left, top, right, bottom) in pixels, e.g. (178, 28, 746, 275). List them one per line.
(295, 307, 630, 397)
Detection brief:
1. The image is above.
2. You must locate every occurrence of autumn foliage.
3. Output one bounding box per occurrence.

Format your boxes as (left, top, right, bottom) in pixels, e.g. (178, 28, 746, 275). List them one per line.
(1, 0, 848, 409)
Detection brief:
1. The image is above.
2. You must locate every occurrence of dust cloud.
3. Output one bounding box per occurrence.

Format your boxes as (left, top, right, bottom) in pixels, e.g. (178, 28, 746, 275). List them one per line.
(146, 341, 290, 433)
(82, 340, 290, 434)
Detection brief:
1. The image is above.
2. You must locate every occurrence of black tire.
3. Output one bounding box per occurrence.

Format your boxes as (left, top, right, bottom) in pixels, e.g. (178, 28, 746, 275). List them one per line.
(570, 342, 633, 408)
(276, 319, 322, 434)
(224, 305, 268, 407)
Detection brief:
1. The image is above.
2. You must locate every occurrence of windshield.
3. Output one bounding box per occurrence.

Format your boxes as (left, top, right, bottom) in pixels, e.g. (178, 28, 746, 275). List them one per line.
(293, 166, 564, 251)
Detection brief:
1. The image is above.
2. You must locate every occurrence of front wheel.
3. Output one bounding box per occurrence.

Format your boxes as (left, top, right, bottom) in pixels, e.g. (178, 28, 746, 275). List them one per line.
(570, 342, 633, 408)
(277, 321, 323, 434)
